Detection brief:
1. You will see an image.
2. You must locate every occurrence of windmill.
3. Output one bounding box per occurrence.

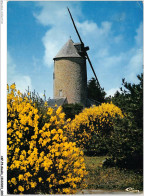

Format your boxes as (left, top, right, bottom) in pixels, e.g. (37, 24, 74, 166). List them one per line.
(52, 8, 101, 107)
(67, 7, 100, 88)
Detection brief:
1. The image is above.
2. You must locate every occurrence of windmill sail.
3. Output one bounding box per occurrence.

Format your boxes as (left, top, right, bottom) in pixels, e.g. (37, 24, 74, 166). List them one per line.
(67, 7, 100, 88)
(67, 7, 84, 45)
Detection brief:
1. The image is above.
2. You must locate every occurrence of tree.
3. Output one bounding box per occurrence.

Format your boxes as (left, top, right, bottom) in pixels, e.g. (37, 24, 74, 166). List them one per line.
(104, 73, 143, 170)
(112, 73, 143, 129)
(87, 77, 106, 104)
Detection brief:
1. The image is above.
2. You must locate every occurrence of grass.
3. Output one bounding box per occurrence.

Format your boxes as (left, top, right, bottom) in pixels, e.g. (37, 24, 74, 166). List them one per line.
(84, 156, 143, 191)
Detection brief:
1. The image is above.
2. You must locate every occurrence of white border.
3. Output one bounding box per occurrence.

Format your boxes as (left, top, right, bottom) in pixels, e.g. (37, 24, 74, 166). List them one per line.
(1, 0, 7, 195)
(0, 1, 143, 196)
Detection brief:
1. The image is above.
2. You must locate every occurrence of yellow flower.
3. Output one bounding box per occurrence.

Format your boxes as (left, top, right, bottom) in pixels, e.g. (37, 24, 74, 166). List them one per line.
(14, 189, 17, 193)
(51, 129, 56, 134)
(11, 177, 17, 185)
(47, 107, 53, 115)
(46, 178, 51, 182)
(10, 83, 16, 90)
(44, 101, 48, 106)
(59, 180, 64, 185)
(38, 177, 43, 182)
(15, 147, 20, 153)
(18, 174, 24, 181)
(19, 133, 22, 138)
(18, 186, 24, 192)
(67, 118, 71, 122)
(67, 102, 123, 149)
(63, 188, 70, 194)
(56, 106, 62, 115)
(7, 84, 87, 194)
(31, 182, 37, 188)
(26, 185, 30, 190)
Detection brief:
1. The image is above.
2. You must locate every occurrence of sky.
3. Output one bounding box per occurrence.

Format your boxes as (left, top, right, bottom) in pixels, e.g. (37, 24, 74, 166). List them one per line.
(7, 1, 143, 98)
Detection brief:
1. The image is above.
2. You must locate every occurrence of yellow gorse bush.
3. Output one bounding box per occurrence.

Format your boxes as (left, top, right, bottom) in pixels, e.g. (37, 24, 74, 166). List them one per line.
(7, 84, 87, 194)
(67, 103, 124, 152)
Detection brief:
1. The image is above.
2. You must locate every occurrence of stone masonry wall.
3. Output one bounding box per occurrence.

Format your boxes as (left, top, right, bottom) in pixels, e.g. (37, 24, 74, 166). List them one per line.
(54, 57, 87, 106)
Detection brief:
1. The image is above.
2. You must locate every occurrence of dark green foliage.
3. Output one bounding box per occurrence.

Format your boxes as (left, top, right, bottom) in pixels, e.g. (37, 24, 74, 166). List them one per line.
(84, 124, 113, 156)
(87, 77, 106, 103)
(112, 73, 143, 129)
(106, 116, 143, 170)
(106, 73, 143, 170)
(62, 103, 84, 120)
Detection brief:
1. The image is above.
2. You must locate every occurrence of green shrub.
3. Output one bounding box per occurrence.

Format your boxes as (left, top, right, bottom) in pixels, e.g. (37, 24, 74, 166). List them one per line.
(107, 74, 143, 170)
(112, 73, 143, 130)
(105, 116, 143, 170)
(67, 103, 124, 155)
(62, 103, 84, 120)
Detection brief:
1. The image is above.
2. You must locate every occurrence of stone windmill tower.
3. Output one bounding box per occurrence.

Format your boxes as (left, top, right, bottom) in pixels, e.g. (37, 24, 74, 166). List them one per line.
(53, 39, 87, 106)
(50, 8, 100, 107)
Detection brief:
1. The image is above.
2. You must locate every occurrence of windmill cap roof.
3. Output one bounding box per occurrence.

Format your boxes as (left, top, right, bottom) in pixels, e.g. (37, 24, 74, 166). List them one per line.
(53, 39, 81, 59)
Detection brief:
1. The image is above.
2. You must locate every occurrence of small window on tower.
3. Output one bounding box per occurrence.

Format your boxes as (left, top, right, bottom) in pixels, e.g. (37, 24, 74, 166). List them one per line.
(59, 90, 62, 97)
